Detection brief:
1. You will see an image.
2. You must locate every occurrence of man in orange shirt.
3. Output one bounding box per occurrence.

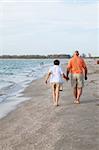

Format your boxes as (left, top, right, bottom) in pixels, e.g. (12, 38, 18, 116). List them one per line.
(66, 51, 87, 104)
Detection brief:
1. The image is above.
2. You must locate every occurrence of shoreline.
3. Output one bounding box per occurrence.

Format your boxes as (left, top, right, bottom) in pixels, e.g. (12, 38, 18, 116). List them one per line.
(0, 60, 99, 150)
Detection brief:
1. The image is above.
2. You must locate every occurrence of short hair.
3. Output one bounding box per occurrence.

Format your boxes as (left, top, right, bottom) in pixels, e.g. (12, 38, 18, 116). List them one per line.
(75, 50, 79, 55)
(54, 59, 60, 65)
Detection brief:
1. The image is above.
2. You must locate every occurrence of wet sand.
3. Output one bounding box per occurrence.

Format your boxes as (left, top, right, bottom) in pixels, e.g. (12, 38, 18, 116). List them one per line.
(0, 59, 99, 150)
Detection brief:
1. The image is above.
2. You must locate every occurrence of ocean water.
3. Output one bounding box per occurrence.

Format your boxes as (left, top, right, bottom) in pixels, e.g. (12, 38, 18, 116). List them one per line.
(0, 59, 67, 119)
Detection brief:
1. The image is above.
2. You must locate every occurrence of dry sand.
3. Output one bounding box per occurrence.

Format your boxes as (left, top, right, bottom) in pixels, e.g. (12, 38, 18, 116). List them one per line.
(0, 59, 99, 150)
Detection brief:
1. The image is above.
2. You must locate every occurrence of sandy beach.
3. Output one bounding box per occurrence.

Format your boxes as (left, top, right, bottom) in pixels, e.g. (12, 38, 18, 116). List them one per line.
(0, 59, 99, 150)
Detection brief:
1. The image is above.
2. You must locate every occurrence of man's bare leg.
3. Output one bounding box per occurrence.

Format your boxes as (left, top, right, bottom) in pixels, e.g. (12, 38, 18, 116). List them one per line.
(73, 85, 77, 99)
(76, 88, 82, 103)
(74, 86, 82, 104)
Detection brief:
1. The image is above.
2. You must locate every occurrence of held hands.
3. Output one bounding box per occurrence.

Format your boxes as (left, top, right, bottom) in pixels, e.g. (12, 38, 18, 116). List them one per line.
(63, 74, 69, 81)
(66, 76, 69, 81)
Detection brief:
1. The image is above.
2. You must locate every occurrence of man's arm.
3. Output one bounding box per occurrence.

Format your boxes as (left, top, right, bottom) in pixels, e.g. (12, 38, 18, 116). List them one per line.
(84, 67, 88, 80)
(82, 59, 88, 80)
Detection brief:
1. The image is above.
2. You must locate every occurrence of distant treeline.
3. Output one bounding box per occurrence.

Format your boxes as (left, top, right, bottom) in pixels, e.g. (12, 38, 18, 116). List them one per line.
(0, 55, 98, 59)
(0, 54, 71, 59)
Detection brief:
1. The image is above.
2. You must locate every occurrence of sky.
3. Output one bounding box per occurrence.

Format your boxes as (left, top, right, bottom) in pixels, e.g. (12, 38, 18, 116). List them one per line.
(0, 0, 99, 56)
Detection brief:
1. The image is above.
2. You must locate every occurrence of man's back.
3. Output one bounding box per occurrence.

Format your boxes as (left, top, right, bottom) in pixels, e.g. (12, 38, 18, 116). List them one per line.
(67, 55, 87, 74)
(66, 51, 88, 104)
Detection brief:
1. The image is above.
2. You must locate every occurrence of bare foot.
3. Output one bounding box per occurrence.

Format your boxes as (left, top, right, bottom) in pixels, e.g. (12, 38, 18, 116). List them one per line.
(53, 103, 59, 106)
(74, 100, 80, 104)
(53, 103, 56, 106)
(56, 103, 59, 106)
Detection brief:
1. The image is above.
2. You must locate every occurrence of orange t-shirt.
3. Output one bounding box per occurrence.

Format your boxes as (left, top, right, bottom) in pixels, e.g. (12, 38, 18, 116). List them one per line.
(67, 55, 87, 74)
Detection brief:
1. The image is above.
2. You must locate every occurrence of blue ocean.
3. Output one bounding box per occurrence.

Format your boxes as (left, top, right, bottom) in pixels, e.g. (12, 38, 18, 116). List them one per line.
(0, 59, 66, 118)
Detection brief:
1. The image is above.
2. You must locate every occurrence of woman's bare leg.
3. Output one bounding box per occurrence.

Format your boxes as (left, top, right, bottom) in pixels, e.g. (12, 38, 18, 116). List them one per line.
(55, 84, 60, 106)
(51, 84, 56, 105)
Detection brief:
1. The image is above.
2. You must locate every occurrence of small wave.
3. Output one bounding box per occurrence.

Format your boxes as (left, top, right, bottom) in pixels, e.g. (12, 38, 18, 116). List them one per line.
(6, 83, 22, 94)
(0, 82, 22, 102)
(26, 70, 36, 77)
(0, 72, 14, 75)
(0, 93, 7, 103)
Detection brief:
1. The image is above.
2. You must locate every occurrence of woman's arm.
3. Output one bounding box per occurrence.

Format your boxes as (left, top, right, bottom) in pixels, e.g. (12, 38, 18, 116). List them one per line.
(45, 72, 51, 84)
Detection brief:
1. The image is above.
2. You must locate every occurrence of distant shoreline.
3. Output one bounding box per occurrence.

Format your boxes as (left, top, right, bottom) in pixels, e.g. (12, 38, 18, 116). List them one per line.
(0, 55, 99, 59)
